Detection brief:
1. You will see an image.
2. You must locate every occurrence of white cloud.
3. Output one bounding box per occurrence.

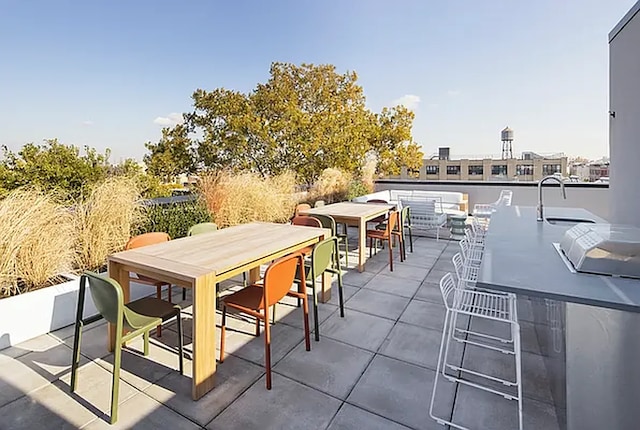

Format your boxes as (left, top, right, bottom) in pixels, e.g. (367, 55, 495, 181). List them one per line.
(153, 112, 184, 126)
(447, 89, 461, 97)
(82, 120, 94, 126)
(392, 94, 421, 111)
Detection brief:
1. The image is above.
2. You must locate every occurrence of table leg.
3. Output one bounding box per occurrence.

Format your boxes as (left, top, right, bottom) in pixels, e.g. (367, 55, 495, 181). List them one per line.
(248, 267, 261, 284)
(358, 218, 366, 272)
(107, 260, 130, 352)
(192, 273, 217, 400)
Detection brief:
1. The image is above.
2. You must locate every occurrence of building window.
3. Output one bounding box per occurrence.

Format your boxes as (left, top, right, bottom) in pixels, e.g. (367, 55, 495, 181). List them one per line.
(468, 165, 483, 175)
(446, 165, 461, 175)
(491, 165, 508, 176)
(543, 164, 561, 176)
(426, 165, 438, 175)
(516, 164, 534, 176)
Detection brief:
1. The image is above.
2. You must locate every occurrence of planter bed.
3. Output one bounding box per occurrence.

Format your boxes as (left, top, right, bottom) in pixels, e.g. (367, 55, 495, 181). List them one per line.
(0, 275, 163, 350)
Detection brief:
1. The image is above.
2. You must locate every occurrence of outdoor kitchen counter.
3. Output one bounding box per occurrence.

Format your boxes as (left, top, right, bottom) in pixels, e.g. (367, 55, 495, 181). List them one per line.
(477, 205, 640, 313)
(478, 205, 640, 430)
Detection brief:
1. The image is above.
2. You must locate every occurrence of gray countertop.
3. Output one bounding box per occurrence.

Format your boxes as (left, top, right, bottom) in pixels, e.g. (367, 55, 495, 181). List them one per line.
(477, 206, 640, 313)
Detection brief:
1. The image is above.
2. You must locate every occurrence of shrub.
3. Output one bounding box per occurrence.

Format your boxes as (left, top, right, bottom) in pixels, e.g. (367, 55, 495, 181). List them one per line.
(308, 168, 352, 204)
(74, 177, 144, 272)
(136, 197, 212, 239)
(0, 189, 75, 297)
(347, 179, 373, 201)
(200, 171, 298, 227)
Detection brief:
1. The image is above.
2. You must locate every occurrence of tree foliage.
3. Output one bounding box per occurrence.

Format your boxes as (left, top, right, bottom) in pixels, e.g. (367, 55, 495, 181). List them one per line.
(0, 139, 110, 198)
(145, 62, 423, 183)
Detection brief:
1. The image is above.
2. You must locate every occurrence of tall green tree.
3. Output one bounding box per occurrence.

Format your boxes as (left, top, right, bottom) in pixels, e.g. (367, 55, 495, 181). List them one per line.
(151, 62, 423, 184)
(143, 124, 195, 180)
(0, 139, 110, 198)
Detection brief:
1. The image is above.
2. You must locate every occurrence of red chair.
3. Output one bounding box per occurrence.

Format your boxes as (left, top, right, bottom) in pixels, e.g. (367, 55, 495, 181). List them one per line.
(220, 252, 311, 389)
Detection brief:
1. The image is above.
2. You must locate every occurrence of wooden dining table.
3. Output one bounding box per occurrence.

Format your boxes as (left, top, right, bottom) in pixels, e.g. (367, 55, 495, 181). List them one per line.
(299, 202, 394, 272)
(107, 222, 330, 400)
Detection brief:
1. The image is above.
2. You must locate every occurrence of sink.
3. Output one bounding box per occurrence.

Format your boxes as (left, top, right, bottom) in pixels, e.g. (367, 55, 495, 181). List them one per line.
(545, 217, 596, 226)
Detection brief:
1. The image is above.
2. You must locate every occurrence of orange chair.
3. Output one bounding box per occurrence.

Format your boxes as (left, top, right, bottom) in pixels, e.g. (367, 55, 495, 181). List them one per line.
(220, 252, 311, 389)
(293, 203, 311, 218)
(366, 210, 404, 271)
(125, 232, 173, 336)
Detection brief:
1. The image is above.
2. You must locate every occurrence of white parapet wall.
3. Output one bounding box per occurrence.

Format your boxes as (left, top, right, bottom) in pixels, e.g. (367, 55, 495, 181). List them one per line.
(374, 180, 610, 221)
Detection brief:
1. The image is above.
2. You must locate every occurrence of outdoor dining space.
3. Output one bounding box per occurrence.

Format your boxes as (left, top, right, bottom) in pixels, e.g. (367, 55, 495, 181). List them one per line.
(0, 200, 560, 430)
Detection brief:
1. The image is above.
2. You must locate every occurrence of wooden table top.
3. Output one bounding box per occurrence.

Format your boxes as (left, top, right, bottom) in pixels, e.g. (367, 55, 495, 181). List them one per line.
(300, 202, 394, 220)
(108, 222, 328, 283)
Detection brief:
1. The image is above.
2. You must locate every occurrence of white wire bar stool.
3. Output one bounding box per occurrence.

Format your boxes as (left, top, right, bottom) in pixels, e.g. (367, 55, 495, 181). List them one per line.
(429, 273, 523, 430)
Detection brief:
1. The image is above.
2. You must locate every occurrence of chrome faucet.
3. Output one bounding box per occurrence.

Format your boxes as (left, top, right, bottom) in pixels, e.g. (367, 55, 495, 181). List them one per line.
(537, 175, 567, 222)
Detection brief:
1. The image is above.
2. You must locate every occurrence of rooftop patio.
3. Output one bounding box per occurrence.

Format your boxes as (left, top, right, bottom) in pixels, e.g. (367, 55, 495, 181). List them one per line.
(0, 231, 559, 430)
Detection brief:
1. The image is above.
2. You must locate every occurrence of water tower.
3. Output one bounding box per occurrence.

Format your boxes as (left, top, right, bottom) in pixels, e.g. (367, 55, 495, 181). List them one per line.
(501, 126, 514, 159)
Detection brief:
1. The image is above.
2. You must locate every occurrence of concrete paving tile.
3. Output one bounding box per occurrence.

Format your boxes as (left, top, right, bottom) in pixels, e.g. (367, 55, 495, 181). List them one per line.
(329, 284, 359, 306)
(347, 355, 456, 430)
(83, 392, 202, 430)
(61, 323, 111, 361)
(49, 319, 106, 343)
(362, 273, 421, 298)
(379, 322, 462, 370)
(208, 373, 341, 430)
(414, 281, 445, 304)
(224, 322, 305, 367)
(342, 270, 376, 288)
(327, 403, 412, 430)
(274, 337, 374, 399)
(0, 383, 97, 430)
(144, 354, 263, 426)
(345, 288, 410, 321)
(399, 299, 447, 331)
(387, 263, 432, 282)
(320, 309, 395, 352)
(1, 333, 63, 359)
(57, 361, 138, 415)
(275, 299, 338, 332)
(469, 317, 541, 355)
(401, 252, 438, 268)
(451, 384, 559, 430)
(423, 269, 450, 285)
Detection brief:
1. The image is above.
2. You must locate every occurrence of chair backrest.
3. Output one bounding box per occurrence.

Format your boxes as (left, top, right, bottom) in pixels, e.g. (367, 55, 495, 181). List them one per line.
(309, 214, 336, 235)
(367, 199, 388, 204)
(385, 210, 399, 235)
(496, 190, 513, 207)
(310, 237, 338, 279)
(187, 222, 218, 236)
(294, 203, 311, 217)
(400, 205, 411, 227)
(292, 215, 323, 228)
(263, 253, 305, 309)
(125, 232, 170, 250)
(314, 200, 325, 208)
(82, 271, 123, 325)
(452, 252, 465, 284)
(439, 273, 457, 310)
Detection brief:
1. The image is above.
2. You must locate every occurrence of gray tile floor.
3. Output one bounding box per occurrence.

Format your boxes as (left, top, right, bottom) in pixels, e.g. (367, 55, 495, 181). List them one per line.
(0, 234, 560, 430)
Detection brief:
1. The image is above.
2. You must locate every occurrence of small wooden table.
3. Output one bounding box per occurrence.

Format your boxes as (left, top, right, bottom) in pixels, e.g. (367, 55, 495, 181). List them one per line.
(300, 202, 394, 272)
(107, 222, 329, 400)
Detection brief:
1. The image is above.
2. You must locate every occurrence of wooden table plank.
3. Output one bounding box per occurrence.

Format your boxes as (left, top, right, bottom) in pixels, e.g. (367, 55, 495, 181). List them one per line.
(107, 222, 328, 400)
(300, 202, 394, 272)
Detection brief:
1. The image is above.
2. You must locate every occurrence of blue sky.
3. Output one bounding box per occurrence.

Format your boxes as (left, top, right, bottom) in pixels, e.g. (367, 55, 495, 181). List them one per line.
(0, 0, 636, 162)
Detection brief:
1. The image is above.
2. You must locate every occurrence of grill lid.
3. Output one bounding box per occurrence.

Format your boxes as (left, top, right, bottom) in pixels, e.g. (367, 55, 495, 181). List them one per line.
(559, 223, 640, 279)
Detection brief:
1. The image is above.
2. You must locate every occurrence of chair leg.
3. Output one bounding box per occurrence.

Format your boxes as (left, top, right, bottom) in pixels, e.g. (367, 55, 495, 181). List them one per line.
(272, 304, 277, 325)
(264, 310, 272, 390)
(143, 330, 150, 356)
(301, 291, 311, 352)
(388, 239, 394, 272)
(155, 286, 163, 338)
(175, 310, 184, 375)
(311, 277, 320, 342)
(110, 340, 122, 424)
(369, 237, 373, 258)
(408, 228, 413, 253)
(338, 271, 345, 318)
(255, 318, 260, 337)
(182, 287, 187, 301)
(220, 306, 227, 363)
(70, 320, 83, 392)
(167, 285, 173, 303)
(343, 235, 349, 268)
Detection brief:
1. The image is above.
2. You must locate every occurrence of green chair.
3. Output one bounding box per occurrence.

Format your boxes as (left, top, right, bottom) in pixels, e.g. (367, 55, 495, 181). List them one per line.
(71, 271, 184, 424)
(297, 236, 345, 341)
(310, 213, 349, 269)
